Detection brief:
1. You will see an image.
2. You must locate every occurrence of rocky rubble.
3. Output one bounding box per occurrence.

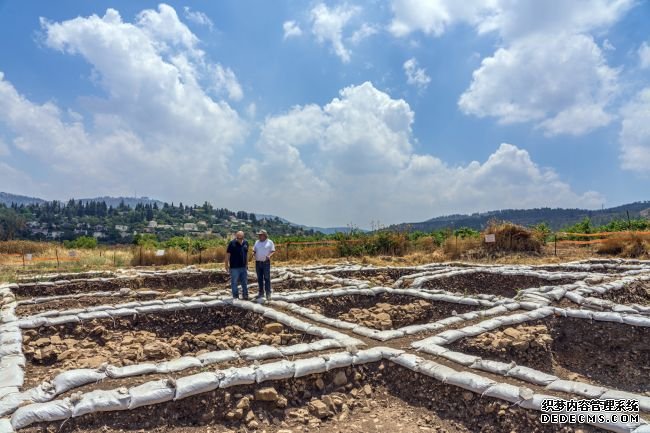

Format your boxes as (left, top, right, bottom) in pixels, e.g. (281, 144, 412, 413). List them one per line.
(339, 300, 432, 330)
(23, 322, 298, 368)
(457, 323, 554, 371)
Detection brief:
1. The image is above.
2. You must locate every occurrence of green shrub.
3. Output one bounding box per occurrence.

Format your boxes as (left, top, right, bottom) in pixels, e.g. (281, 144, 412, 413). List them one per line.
(63, 236, 98, 249)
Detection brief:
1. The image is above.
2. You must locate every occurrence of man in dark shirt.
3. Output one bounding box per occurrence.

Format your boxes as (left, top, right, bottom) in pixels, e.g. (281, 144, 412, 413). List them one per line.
(225, 231, 249, 299)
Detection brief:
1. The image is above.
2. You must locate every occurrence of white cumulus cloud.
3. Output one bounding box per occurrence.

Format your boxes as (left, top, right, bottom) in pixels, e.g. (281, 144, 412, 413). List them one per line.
(459, 33, 618, 136)
(235, 82, 601, 226)
(403, 57, 431, 90)
(183, 6, 214, 30)
(639, 42, 650, 69)
(619, 87, 650, 174)
(0, 5, 246, 200)
(390, 0, 633, 137)
(283, 20, 302, 39)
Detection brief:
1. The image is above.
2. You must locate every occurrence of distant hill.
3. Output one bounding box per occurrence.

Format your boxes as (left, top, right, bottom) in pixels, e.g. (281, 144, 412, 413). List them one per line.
(391, 202, 650, 232)
(77, 196, 164, 208)
(0, 192, 46, 206)
(255, 213, 362, 234)
(1, 192, 165, 208)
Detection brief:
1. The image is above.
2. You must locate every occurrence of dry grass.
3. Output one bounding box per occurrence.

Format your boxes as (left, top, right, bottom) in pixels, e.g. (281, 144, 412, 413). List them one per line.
(483, 220, 543, 254)
(131, 247, 227, 266)
(597, 234, 650, 258)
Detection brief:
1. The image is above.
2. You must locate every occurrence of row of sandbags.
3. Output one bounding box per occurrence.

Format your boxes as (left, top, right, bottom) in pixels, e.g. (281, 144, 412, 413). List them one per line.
(16, 296, 364, 348)
(271, 286, 521, 341)
(559, 275, 650, 315)
(0, 337, 344, 417)
(411, 306, 650, 413)
(0, 284, 24, 420)
(4, 346, 648, 432)
(400, 266, 601, 291)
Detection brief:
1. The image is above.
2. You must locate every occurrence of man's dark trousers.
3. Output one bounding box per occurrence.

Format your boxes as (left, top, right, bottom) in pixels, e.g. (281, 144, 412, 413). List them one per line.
(255, 260, 271, 297)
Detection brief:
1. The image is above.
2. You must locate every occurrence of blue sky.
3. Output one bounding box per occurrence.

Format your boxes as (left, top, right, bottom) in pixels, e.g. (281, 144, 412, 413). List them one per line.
(0, 1, 649, 227)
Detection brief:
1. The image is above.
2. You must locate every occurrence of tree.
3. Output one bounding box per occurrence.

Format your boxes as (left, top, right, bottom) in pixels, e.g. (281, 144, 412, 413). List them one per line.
(0, 207, 26, 241)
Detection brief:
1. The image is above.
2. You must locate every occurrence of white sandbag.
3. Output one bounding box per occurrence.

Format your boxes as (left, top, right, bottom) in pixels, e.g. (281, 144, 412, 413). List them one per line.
(482, 383, 522, 403)
(53, 369, 106, 395)
(507, 366, 557, 386)
(435, 330, 467, 345)
(11, 399, 73, 429)
(0, 331, 21, 345)
(518, 393, 556, 410)
(545, 380, 606, 398)
(293, 357, 327, 378)
(378, 347, 404, 359)
(445, 371, 495, 393)
(324, 352, 353, 371)
(255, 360, 295, 383)
(457, 325, 489, 337)
(308, 339, 341, 351)
(109, 308, 137, 317)
(0, 344, 21, 358)
(134, 305, 164, 314)
(632, 425, 650, 433)
(563, 309, 594, 320)
(77, 311, 111, 321)
(197, 350, 239, 365)
(219, 367, 257, 389)
(352, 348, 383, 365)
(128, 379, 175, 409)
(441, 351, 479, 366)
(591, 311, 623, 323)
(416, 361, 455, 382)
(278, 343, 312, 356)
(401, 324, 438, 335)
(600, 390, 650, 413)
(105, 363, 157, 379)
(26, 383, 56, 403)
(0, 418, 13, 433)
(374, 330, 406, 341)
(156, 357, 201, 373)
(592, 420, 643, 433)
(623, 315, 650, 327)
(174, 372, 221, 400)
(72, 388, 130, 417)
(470, 359, 513, 376)
(240, 345, 283, 361)
(390, 353, 420, 370)
(0, 363, 23, 389)
(352, 327, 382, 339)
(0, 386, 18, 400)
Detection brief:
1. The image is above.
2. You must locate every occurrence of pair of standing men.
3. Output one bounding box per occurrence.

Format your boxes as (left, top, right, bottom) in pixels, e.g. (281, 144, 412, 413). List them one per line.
(224, 230, 275, 300)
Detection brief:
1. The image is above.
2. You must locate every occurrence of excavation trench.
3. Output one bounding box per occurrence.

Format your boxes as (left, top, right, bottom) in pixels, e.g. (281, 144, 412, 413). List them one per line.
(12, 271, 230, 298)
(298, 293, 480, 330)
(22, 307, 318, 387)
(450, 316, 650, 393)
(20, 363, 605, 433)
(420, 272, 577, 298)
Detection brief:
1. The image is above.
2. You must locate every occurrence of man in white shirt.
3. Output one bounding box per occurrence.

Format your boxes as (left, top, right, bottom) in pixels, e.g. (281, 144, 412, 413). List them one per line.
(253, 229, 276, 300)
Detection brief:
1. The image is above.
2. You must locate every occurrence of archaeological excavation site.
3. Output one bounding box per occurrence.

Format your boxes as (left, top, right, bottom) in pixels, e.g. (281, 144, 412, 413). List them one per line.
(1, 259, 650, 433)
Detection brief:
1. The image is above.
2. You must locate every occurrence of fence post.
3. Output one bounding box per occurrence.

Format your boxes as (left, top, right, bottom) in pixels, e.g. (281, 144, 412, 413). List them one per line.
(139, 246, 143, 266)
(113, 250, 116, 267)
(286, 243, 290, 261)
(554, 234, 557, 256)
(22, 252, 25, 269)
(55, 248, 60, 268)
(199, 250, 202, 265)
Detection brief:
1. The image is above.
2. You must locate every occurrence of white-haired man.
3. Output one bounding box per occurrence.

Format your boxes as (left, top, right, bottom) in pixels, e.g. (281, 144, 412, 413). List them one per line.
(253, 229, 275, 300)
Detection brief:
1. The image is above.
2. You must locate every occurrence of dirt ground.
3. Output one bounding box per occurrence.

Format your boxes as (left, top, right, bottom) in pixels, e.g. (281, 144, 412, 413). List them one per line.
(300, 293, 478, 330)
(419, 272, 577, 297)
(452, 317, 650, 393)
(22, 363, 606, 433)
